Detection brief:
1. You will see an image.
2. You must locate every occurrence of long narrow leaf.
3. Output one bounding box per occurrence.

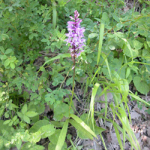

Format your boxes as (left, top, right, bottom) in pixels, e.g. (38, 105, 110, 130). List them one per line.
(41, 53, 71, 68)
(89, 83, 100, 130)
(113, 124, 123, 150)
(97, 23, 104, 65)
(101, 53, 112, 81)
(70, 114, 97, 138)
(55, 120, 68, 150)
(90, 67, 101, 84)
(129, 92, 150, 106)
(69, 119, 93, 139)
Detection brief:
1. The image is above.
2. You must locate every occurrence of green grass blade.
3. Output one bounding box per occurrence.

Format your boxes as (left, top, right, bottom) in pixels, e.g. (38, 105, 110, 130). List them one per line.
(97, 23, 104, 65)
(129, 92, 150, 106)
(101, 53, 112, 81)
(70, 114, 97, 138)
(99, 134, 107, 150)
(113, 124, 123, 150)
(69, 119, 93, 140)
(55, 120, 68, 150)
(41, 53, 71, 68)
(104, 93, 108, 119)
(90, 67, 101, 84)
(89, 83, 100, 130)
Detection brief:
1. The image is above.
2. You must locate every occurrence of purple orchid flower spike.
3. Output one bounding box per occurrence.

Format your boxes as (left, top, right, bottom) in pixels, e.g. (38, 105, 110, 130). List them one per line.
(65, 10, 85, 61)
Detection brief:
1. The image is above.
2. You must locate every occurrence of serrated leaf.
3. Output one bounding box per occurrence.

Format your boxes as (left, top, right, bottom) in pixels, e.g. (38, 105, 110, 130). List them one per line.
(21, 104, 27, 114)
(133, 76, 150, 94)
(54, 103, 73, 121)
(26, 111, 38, 117)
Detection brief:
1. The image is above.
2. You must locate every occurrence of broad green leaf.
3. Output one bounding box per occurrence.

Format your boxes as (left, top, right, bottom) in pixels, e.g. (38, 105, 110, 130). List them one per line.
(3, 120, 10, 125)
(26, 111, 38, 117)
(55, 120, 68, 150)
(40, 124, 55, 138)
(10, 63, 15, 69)
(21, 104, 28, 114)
(132, 40, 143, 50)
(88, 33, 98, 39)
(54, 103, 73, 121)
(48, 129, 61, 144)
(5, 49, 12, 54)
(23, 115, 30, 123)
(1, 34, 9, 41)
(21, 142, 45, 150)
(0, 55, 7, 60)
(101, 12, 109, 24)
(17, 112, 23, 118)
(29, 120, 50, 133)
(16, 139, 22, 150)
(122, 38, 133, 58)
(30, 130, 42, 143)
(4, 59, 10, 67)
(133, 76, 149, 94)
(0, 46, 5, 53)
(70, 114, 96, 138)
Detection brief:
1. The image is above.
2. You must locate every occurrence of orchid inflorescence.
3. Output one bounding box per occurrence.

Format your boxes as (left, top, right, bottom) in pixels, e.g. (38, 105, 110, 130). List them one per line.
(65, 10, 85, 60)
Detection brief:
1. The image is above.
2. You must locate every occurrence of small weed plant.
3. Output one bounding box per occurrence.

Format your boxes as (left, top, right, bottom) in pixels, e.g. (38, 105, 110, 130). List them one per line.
(0, 0, 150, 150)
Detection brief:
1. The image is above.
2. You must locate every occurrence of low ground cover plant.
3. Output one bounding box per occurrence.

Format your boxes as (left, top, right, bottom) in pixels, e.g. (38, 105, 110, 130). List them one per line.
(0, 0, 150, 150)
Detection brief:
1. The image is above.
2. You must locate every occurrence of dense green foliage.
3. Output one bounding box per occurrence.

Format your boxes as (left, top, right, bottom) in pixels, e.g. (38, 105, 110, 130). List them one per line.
(0, 0, 150, 149)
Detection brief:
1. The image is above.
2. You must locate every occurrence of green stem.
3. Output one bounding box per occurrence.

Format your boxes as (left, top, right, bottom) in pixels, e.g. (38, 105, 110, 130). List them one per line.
(69, 58, 75, 112)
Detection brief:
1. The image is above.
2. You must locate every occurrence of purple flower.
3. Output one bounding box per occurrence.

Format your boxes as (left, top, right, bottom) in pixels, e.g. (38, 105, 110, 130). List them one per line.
(65, 10, 85, 59)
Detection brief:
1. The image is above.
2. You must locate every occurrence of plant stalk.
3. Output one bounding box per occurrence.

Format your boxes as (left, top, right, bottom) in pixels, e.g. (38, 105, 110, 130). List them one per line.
(69, 57, 75, 112)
